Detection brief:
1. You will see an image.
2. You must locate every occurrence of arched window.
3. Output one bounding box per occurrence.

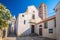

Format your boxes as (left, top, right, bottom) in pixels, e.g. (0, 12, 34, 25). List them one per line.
(39, 25, 42, 27)
(22, 15, 24, 17)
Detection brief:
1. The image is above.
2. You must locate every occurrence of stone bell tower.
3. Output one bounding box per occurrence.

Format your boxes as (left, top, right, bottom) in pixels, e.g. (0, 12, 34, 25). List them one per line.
(38, 3, 46, 19)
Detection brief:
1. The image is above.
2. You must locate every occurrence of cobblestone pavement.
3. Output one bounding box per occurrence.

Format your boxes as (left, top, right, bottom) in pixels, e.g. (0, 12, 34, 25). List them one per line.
(6, 33, 56, 40)
(3, 36, 56, 40)
(8, 32, 16, 37)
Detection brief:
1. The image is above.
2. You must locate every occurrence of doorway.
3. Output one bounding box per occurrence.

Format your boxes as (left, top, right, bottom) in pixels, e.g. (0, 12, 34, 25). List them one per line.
(39, 28, 42, 36)
(31, 25, 34, 33)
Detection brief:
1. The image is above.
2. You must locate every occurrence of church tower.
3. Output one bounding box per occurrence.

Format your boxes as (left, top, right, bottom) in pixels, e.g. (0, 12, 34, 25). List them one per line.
(38, 3, 46, 19)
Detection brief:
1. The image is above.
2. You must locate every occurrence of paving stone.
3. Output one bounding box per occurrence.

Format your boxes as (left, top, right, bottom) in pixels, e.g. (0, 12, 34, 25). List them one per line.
(2, 36, 56, 40)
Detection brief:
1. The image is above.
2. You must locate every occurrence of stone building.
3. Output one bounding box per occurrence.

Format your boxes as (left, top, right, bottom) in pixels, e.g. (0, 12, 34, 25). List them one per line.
(15, 2, 60, 40)
(54, 1, 60, 40)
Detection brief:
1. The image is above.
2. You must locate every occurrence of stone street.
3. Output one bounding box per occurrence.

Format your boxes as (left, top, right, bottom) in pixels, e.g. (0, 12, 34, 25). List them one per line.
(3, 36, 56, 40)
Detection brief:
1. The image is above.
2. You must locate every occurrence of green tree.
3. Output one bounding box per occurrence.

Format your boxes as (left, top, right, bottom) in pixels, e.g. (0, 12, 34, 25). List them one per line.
(0, 3, 12, 37)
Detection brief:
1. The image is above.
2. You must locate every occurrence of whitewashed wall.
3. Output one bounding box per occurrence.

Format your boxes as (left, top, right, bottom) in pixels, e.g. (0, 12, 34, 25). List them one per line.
(16, 14, 20, 36)
(34, 25, 39, 35)
(47, 19, 56, 39)
(16, 13, 31, 36)
(42, 19, 56, 39)
(36, 19, 56, 39)
(55, 3, 60, 40)
(27, 5, 42, 23)
(27, 5, 42, 35)
(56, 9, 60, 40)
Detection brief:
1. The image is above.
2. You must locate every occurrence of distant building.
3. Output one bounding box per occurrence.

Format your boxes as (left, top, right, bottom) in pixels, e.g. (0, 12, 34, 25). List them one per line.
(8, 15, 16, 34)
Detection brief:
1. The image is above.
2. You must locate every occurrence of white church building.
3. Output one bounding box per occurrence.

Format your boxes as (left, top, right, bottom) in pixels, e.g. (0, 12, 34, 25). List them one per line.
(10, 2, 60, 40)
(16, 3, 56, 38)
(16, 5, 42, 36)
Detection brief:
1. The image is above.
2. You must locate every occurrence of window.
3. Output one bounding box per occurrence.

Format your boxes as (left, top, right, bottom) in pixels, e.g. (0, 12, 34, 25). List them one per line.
(54, 19, 56, 27)
(49, 29, 53, 33)
(39, 25, 42, 27)
(32, 14, 35, 19)
(33, 11, 35, 13)
(24, 20, 26, 24)
(39, 12, 43, 19)
(22, 15, 24, 17)
(44, 22, 48, 28)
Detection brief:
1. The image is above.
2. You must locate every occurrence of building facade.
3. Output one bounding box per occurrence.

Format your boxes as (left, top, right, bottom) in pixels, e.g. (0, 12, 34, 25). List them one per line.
(15, 2, 60, 40)
(36, 15, 56, 39)
(8, 16, 16, 34)
(16, 5, 42, 36)
(54, 2, 60, 40)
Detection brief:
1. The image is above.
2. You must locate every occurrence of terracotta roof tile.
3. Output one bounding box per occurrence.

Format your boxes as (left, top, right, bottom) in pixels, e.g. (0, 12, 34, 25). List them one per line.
(36, 15, 56, 24)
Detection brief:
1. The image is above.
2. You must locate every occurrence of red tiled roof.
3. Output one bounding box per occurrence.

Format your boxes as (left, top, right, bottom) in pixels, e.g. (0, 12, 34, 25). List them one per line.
(36, 15, 56, 24)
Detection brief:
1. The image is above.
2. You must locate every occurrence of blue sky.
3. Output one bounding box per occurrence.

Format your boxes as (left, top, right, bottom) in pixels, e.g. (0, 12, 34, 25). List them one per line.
(0, 0, 60, 17)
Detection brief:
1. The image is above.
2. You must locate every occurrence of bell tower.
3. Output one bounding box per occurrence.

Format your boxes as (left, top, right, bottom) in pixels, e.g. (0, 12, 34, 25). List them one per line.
(38, 3, 46, 19)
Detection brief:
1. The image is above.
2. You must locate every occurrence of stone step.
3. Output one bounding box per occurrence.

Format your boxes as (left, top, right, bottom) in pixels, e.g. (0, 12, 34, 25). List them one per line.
(3, 37, 16, 40)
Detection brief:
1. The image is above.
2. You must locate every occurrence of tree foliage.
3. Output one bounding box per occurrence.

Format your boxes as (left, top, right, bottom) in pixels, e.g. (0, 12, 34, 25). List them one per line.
(0, 3, 12, 29)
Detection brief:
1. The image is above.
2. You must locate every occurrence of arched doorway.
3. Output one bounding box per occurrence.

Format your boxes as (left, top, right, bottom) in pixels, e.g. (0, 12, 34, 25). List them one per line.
(39, 28, 42, 36)
(31, 25, 35, 33)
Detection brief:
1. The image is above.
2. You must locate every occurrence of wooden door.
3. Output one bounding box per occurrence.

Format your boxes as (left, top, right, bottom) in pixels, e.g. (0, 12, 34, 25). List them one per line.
(39, 28, 42, 36)
(31, 25, 34, 33)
